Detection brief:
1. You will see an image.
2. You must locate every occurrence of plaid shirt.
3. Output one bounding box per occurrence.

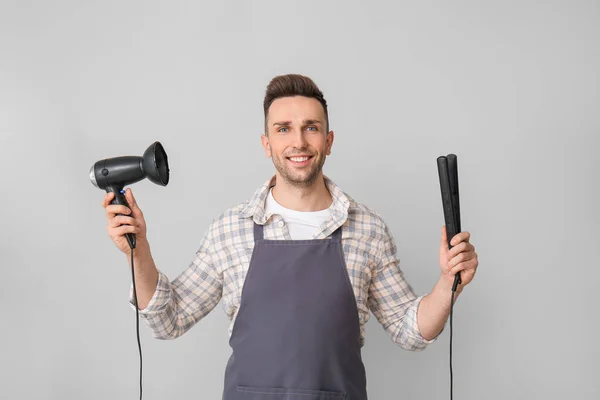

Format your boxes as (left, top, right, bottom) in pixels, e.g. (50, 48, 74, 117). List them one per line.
(130, 174, 438, 351)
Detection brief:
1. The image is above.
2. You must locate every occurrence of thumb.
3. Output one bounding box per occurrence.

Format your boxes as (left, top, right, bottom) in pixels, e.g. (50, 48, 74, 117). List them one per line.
(125, 188, 140, 212)
(440, 225, 449, 252)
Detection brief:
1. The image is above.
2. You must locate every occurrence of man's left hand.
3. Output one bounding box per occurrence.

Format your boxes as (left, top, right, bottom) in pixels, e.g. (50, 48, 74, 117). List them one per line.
(439, 225, 479, 288)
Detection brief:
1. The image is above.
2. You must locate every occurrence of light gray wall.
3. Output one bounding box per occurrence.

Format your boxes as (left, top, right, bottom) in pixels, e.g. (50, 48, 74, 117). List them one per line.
(1, 1, 598, 399)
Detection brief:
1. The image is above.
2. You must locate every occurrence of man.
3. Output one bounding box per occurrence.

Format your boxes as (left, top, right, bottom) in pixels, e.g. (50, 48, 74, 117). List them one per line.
(102, 74, 479, 399)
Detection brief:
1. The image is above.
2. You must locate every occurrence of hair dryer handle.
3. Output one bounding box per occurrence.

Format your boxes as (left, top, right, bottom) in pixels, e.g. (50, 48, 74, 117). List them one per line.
(107, 185, 136, 249)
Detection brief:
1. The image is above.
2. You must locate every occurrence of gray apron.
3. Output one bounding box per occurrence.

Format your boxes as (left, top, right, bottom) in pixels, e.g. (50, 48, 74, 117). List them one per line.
(222, 222, 368, 399)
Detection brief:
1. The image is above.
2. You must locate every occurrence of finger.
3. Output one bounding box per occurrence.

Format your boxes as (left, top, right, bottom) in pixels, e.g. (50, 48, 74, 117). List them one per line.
(109, 215, 137, 229)
(102, 192, 115, 208)
(447, 251, 476, 269)
(450, 231, 471, 246)
(110, 224, 141, 236)
(448, 242, 474, 259)
(450, 259, 478, 276)
(105, 204, 132, 220)
(106, 204, 131, 215)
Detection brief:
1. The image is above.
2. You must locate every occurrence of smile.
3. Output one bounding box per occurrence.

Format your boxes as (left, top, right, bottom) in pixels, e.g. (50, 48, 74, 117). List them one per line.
(287, 156, 313, 166)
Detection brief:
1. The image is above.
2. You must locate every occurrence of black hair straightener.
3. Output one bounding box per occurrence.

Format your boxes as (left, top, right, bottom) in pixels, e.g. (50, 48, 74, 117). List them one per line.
(437, 154, 462, 289)
(437, 153, 463, 400)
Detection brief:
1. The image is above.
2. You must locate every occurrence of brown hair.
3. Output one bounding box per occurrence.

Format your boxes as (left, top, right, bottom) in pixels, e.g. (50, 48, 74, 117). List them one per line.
(263, 74, 329, 135)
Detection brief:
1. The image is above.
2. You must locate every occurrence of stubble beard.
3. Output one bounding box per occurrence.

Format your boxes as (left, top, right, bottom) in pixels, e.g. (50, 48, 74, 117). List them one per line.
(271, 148, 326, 189)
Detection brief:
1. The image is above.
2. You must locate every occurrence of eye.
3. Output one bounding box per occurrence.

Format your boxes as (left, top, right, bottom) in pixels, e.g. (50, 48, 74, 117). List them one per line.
(307, 126, 318, 131)
(278, 127, 289, 132)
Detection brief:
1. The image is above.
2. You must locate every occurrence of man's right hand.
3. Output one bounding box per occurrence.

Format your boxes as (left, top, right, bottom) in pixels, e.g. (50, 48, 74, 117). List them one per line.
(102, 188, 147, 255)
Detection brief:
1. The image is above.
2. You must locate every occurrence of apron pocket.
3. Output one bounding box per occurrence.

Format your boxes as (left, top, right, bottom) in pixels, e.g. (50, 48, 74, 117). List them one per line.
(236, 385, 346, 399)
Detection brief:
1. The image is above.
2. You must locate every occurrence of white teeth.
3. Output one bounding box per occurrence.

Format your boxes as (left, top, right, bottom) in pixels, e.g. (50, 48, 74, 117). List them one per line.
(289, 156, 309, 162)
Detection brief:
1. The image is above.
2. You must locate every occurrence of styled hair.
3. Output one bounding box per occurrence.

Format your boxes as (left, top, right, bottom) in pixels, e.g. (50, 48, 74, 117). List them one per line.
(263, 74, 329, 135)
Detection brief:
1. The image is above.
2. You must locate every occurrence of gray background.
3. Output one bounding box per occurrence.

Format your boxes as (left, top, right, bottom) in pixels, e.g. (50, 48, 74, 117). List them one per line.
(1, 0, 598, 399)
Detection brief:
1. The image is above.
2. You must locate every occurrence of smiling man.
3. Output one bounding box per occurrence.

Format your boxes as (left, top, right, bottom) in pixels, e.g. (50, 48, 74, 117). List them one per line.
(102, 74, 479, 399)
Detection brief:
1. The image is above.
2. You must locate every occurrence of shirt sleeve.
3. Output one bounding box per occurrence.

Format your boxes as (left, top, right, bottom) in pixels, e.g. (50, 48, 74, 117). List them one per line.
(367, 222, 441, 351)
(128, 225, 223, 340)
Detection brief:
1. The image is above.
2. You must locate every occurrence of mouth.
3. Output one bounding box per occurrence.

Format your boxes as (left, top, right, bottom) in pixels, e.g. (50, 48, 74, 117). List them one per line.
(286, 155, 314, 167)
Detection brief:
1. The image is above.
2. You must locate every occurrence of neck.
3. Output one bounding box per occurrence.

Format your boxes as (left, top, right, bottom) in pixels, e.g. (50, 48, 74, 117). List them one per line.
(271, 173, 332, 212)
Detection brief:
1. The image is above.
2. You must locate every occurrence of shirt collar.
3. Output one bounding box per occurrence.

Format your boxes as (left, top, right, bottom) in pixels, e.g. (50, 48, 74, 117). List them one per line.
(238, 174, 356, 226)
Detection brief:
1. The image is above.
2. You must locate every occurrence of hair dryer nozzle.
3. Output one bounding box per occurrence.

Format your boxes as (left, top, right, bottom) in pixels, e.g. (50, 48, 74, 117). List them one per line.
(142, 141, 169, 186)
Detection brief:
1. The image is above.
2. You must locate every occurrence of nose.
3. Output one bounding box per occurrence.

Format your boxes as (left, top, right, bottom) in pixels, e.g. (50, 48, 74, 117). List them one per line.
(291, 128, 308, 148)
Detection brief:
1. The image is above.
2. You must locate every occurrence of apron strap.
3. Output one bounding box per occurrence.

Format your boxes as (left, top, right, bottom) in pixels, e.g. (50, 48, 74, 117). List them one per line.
(331, 225, 343, 241)
(253, 221, 264, 241)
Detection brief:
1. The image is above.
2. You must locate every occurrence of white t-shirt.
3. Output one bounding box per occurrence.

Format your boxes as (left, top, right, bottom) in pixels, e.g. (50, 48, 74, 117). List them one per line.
(264, 187, 331, 240)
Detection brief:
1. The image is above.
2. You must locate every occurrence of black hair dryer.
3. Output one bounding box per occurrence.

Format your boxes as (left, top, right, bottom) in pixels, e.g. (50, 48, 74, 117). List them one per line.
(89, 141, 170, 249)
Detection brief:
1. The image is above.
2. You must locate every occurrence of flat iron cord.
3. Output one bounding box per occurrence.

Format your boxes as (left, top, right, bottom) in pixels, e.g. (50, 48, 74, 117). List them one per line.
(450, 274, 459, 400)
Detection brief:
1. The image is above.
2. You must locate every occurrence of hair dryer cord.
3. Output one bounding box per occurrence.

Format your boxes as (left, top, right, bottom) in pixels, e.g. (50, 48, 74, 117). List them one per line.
(130, 249, 143, 400)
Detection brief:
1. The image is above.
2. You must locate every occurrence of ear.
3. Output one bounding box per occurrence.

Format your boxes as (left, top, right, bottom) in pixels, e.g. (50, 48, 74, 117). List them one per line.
(261, 134, 272, 158)
(325, 130, 334, 155)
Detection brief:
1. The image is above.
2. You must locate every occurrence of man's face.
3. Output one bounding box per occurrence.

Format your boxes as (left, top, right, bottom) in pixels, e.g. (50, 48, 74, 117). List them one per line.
(261, 96, 334, 188)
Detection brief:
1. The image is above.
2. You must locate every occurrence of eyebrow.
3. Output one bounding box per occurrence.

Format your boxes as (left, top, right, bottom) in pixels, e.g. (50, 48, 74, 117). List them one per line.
(272, 119, 322, 126)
